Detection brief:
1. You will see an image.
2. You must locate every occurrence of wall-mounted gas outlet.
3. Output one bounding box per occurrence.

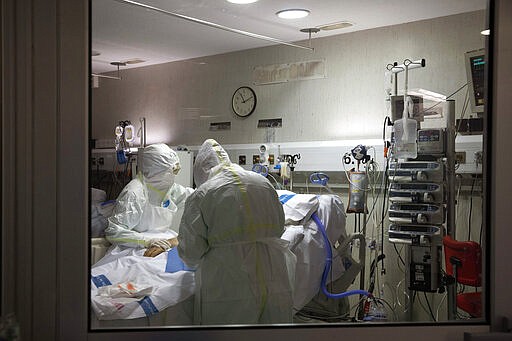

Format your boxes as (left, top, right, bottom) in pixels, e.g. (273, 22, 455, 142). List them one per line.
(239, 155, 246, 165)
(455, 151, 466, 164)
(268, 154, 275, 165)
(91, 151, 116, 171)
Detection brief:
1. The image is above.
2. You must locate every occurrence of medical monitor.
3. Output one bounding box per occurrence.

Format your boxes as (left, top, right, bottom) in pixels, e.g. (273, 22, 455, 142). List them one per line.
(465, 49, 485, 115)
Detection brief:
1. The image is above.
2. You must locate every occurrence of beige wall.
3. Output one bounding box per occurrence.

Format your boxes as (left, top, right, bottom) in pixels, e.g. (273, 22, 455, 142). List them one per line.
(92, 11, 486, 147)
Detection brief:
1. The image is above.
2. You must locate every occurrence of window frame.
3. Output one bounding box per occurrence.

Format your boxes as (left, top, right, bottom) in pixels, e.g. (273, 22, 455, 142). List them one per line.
(4, 0, 512, 339)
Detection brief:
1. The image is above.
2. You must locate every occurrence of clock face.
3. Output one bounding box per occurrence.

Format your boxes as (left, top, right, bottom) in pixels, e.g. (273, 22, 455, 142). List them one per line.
(232, 86, 257, 117)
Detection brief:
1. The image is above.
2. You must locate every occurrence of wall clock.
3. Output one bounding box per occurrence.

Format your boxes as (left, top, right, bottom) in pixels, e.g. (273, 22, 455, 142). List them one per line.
(232, 86, 257, 118)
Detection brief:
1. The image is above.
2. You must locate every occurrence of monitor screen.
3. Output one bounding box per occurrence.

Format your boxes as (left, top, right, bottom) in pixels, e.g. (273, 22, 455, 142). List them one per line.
(465, 49, 485, 114)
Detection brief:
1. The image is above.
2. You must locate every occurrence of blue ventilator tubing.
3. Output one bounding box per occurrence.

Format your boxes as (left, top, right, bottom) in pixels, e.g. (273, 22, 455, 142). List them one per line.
(311, 212, 371, 299)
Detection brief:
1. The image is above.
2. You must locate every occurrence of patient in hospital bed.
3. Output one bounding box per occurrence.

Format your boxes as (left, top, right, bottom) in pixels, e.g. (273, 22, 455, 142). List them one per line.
(278, 190, 361, 320)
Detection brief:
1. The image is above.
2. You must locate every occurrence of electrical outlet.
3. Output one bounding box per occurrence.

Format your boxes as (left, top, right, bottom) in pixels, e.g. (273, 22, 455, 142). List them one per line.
(252, 155, 260, 164)
(238, 155, 246, 165)
(455, 151, 466, 164)
(98, 157, 105, 166)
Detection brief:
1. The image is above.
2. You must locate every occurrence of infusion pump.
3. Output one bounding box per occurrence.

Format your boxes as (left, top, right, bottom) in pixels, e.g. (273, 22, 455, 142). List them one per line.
(389, 161, 444, 182)
(388, 159, 445, 293)
(389, 182, 444, 203)
(388, 203, 444, 225)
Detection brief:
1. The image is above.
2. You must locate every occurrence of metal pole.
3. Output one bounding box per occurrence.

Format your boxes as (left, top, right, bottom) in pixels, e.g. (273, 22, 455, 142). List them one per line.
(142, 117, 146, 147)
(405, 246, 414, 321)
(445, 99, 457, 320)
(91, 73, 121, 80)
(360, 169, 368, 290)
(446, 100, 456, 237)
(114, 0, 314, 51)
(357, 171, 369, 320)
(394, 73, 398, 96)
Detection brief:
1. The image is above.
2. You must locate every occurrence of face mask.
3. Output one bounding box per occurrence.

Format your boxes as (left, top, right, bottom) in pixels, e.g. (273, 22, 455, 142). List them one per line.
(146, 169, 175, 192)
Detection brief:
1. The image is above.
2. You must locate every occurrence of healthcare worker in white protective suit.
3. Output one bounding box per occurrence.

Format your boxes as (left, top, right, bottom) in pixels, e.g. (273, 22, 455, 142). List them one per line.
(177, 139, 296, 325)
(105, 143, 192, 257)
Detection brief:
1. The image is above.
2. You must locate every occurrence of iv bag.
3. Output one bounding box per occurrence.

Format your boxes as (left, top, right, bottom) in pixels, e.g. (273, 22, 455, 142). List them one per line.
(393, 96, 417, 159)
(393, 116, 417, 159)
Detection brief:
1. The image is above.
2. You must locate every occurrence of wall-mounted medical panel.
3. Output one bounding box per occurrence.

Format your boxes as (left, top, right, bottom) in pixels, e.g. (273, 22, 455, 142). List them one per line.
(178, 135, 482, 174)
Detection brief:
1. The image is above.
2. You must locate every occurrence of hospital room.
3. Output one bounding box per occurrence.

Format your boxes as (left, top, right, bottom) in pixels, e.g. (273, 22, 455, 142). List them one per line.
(88, 0, 488, 329)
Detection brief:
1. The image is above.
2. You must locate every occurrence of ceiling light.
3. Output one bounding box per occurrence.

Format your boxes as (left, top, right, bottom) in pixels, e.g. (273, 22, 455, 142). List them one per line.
(276, 9, 310, 19)
(124, 58, 146, 64)
(317, 21, 354, 31)
(226, 0, 258, 4)
(480, 29, 490, 36)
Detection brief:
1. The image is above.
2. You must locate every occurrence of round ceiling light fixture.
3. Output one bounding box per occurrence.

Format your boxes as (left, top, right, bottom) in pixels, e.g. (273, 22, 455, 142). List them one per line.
(276, 9, 310, 19)
(226, 0, 259, 4)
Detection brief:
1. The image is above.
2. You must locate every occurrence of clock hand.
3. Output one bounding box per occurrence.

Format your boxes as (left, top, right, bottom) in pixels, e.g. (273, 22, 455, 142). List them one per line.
(239, 93, 246, 102)
(242, 96, 253, 103)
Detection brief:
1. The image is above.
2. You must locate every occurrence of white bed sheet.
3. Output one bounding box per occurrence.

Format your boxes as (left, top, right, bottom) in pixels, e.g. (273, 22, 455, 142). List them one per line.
(91, 240, 195, 324)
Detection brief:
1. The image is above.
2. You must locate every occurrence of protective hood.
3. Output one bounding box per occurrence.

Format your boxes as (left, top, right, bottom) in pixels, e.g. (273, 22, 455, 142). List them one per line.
(141, 144, 181, 179)
(193, 139, 231, 187)
(145, 170, 175, 203)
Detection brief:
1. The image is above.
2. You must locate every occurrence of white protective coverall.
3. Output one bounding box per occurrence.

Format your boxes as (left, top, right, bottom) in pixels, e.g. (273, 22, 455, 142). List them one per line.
(105, 144, 192, 248)
(177, 139, 296, 325)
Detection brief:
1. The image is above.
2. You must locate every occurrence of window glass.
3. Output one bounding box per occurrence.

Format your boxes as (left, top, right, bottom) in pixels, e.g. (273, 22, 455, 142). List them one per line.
(89, 0, 489, 329)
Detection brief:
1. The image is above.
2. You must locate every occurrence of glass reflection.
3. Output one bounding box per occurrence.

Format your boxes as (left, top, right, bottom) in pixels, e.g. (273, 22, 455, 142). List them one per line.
(90, 0, 488, 328)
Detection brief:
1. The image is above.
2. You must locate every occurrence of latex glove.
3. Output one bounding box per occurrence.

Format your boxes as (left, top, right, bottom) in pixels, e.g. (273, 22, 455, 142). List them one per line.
(144, 237, 179, 257)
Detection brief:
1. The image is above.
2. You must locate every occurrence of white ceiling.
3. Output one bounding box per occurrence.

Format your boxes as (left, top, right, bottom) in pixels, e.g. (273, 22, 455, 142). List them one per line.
(91, 0, 487, 74)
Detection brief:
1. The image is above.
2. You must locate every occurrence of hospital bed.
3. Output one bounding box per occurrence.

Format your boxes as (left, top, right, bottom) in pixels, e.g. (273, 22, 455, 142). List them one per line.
(90, 190, 364, 327)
